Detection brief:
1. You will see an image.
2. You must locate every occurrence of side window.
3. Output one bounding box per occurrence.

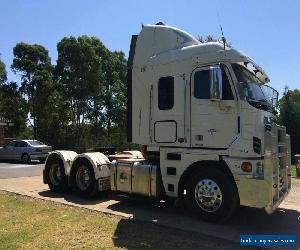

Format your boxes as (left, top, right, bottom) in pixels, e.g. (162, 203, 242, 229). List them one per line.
(16, 141, 27, 147)
(194, 68, 234, 100)
(194, 70, 210, 99)
(158, 76, 174, 110)
(222, 69, 234, 100)
(7, 141, 16, 147)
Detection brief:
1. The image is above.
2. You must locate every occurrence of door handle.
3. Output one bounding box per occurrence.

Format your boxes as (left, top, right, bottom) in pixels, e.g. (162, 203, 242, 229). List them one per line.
(178, 138, 184, 143)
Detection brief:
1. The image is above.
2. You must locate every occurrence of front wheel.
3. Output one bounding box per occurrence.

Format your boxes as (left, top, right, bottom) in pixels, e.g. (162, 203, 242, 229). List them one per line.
(72, 161, 98, 198)
(21, 153, 31, 164)
(186, 167, 239, 222)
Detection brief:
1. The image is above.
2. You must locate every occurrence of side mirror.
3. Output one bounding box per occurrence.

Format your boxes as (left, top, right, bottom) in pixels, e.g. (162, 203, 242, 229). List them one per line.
(210, 66, 223, 101)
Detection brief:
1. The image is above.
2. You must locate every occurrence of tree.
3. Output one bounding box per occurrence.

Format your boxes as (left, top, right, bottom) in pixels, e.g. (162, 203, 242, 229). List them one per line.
(197, 35, 231, 47)
(55, 36, 106, 148)
(279, 87, 300, 163)
(103, 51, 127, 147)
(56, 36, 104, 127)
(0, 82, 28, 137)
(0, 57, 7, 85)
(11, 43, 53, 139)
(55, 36, 129, 149)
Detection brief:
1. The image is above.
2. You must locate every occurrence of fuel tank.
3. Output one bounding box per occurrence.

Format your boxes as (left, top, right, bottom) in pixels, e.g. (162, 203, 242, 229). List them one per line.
(110, 159, 163, 197)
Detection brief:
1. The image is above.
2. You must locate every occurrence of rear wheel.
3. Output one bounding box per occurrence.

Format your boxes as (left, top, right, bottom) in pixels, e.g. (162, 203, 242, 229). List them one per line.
(46, 159, 68, 192)
(72, 161, 98, 198)
(186, 167, 238, 222)
(21, 153, 31, 164)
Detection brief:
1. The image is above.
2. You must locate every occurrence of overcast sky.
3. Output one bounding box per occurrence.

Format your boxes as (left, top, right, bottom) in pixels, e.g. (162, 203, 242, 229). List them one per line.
(1, 0, 299, 93)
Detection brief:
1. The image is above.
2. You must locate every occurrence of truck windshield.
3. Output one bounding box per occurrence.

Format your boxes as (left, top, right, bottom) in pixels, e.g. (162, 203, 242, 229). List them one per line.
(232, 63, 278, 113)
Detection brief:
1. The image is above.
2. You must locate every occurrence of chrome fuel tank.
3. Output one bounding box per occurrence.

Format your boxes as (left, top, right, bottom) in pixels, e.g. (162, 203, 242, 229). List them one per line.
(110, 159, 162, 197)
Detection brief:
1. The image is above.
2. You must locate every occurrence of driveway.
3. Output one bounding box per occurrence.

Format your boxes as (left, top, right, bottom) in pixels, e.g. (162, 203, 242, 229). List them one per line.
(0, 175, 299, 248)
(0, 161, 44, 178)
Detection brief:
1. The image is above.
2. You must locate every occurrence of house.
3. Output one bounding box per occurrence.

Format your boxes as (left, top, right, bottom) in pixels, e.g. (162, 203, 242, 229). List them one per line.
(0, 116, 10, 146)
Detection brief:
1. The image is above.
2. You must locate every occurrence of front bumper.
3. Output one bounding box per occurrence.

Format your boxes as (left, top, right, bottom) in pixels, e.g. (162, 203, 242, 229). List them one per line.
(232, 125, 291, 213)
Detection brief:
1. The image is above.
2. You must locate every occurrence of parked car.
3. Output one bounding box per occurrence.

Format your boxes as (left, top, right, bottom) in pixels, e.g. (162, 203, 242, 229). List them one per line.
(0, 140, 52, 164)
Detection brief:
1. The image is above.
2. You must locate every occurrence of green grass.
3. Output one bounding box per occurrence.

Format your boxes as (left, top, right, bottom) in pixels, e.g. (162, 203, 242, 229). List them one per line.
(290, 165, 296, 177)
(0, 192, 243, 250)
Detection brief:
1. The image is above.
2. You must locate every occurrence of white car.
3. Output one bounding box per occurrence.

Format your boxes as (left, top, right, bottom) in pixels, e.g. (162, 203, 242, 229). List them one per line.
(0, 140, 52, 164)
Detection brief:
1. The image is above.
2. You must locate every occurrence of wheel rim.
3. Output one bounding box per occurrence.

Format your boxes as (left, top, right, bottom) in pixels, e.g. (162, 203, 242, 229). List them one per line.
(49, 164, 62, 186)
(76, 165, 91, 191)
(22, 154, 28, 163)
(194, 179, 222, 213)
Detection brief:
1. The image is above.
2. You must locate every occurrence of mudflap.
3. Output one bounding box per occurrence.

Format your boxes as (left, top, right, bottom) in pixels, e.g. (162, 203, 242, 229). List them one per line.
(98, 177, 111, 192)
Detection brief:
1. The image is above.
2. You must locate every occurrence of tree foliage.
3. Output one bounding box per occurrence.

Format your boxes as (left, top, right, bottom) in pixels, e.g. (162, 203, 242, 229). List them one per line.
(0, 82, 28, 137)
(0, 57, 7, 85)
(53, 36, 128, 149)
(11, 43, 54, 139)
(6, 38, 128, 150)
(278, 87, 300, 162)
(197, 35, 231, 47)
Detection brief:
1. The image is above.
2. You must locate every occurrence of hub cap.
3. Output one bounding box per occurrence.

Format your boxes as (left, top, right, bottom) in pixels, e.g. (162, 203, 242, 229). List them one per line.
(49, 164, 62, 186)
(194, 179, 222, 212)
(76, 165, 91, 191)
(22, 154, 28, 163)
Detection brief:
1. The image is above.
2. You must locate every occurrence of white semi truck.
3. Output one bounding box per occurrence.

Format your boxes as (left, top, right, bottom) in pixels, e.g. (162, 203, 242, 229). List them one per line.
(43, 23, 291, 222)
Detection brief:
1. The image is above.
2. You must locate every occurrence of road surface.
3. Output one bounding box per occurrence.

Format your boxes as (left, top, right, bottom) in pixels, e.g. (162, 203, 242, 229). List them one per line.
(0, 161, 44, 179)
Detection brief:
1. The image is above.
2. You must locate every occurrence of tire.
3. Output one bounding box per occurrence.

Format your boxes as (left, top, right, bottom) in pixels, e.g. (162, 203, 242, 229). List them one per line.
(71, 160, 98, 198)
(186, 166, 239, 222)
(45, 158, 68, 192)
(21, 153, 31, 164)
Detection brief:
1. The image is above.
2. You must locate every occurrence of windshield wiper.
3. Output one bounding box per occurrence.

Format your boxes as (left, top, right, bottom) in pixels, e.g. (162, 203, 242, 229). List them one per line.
(247, 98, 276, 114)
(247, 98, 268, 108)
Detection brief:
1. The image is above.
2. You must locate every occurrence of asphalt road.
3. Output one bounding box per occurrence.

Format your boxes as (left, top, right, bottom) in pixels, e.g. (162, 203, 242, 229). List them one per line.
(0, 161, 44, 179)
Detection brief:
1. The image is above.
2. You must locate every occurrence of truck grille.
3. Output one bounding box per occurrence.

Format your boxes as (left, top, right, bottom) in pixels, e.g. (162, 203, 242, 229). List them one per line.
(265, 124, 291, 207)
(253, 137, 261, 154)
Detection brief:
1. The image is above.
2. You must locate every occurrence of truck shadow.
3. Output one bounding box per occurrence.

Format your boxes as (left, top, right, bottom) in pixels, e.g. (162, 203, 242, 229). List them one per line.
(107, 198, 300, 247)
(111, 218, 252, 250)
(38, 189, 299, 248)
(38, 190, 117, 205)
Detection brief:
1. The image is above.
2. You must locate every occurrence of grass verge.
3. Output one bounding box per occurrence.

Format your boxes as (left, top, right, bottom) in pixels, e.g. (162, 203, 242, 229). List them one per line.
(0, 191, 245, 250)
(290, 165, 296, 177)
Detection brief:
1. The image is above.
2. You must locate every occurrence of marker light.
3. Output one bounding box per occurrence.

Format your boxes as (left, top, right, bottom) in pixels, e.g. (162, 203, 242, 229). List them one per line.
(241, 162, 252, 172)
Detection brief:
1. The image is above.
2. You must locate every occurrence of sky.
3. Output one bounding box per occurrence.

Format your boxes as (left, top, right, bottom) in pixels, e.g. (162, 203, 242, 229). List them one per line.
(0, 0, 299, 94)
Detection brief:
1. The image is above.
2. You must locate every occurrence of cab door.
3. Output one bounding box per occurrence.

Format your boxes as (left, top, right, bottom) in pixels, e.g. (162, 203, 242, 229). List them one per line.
(190, 65, 238, 148)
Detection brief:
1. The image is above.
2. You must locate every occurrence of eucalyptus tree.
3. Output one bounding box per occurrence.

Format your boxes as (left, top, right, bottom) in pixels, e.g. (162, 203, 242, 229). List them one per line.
(11, 43, 53, 139)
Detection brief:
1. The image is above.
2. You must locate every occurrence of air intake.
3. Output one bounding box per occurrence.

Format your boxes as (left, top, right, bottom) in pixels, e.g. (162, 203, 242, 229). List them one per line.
(253, 137, 261, 154)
